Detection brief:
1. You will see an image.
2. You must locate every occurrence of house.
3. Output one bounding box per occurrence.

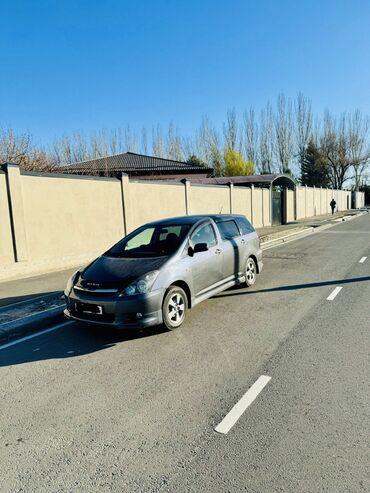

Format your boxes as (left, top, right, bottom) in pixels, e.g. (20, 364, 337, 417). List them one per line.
(58, 152, 213, 180)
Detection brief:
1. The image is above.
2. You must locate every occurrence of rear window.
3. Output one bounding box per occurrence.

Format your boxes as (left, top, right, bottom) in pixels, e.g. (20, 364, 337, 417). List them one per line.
(236, 217, 255, 235)
(216, 220, 240, 240)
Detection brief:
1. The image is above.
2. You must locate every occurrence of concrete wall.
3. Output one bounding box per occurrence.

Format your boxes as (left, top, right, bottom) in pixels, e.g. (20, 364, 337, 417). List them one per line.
(126, 180, 187, 232)
(0, 164, 365, 281)
(190, 184, 230, 216)
(294, 186, 354, 220)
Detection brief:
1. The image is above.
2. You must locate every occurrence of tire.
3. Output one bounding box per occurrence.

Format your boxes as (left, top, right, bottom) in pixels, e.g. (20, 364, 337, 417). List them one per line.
(245, 257, 257, 287)
(162, 286, 188, 330)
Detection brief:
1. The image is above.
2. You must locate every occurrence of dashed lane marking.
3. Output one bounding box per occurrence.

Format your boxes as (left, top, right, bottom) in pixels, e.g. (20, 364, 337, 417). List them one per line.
(326, 286, 343, 301)
(215, 375, 271, 435)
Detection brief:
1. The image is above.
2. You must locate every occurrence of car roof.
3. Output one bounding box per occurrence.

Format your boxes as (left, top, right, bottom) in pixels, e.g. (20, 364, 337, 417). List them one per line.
(145, 214, 245, 227)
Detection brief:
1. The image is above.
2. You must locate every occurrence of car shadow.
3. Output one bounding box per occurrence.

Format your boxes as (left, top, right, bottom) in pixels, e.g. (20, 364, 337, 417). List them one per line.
(0, 322, 168, 368)
(215, 275, 370, 298)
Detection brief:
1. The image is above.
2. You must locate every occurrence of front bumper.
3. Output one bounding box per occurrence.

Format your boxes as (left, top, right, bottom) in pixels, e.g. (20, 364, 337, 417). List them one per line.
(64, 288, 164, 329)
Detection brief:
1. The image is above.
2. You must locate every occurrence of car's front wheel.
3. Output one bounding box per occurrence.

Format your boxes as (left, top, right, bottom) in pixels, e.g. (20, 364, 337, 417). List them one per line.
(162, 286, 188, 330)
(245, 257, 257, 287)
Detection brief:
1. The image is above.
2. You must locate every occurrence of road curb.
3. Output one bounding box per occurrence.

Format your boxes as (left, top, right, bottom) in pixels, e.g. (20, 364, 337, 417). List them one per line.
(0, 306, 65, 344)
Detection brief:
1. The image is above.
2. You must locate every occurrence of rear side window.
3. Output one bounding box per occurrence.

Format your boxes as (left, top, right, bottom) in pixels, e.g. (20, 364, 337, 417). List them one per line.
(236, 217, 255, 235)
(216, 220, 240, 240)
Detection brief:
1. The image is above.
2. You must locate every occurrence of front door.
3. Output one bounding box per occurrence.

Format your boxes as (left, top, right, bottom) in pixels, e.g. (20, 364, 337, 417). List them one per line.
(189, 222, 223, 296)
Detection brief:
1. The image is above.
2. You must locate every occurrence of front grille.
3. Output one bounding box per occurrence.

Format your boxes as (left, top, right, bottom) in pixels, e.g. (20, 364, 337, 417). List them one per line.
(73, 287, 117, 299)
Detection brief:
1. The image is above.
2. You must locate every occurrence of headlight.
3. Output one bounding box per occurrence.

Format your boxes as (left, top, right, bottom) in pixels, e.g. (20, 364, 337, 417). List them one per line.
(64, 270, 80, 296)
(120, 271, 159, 297)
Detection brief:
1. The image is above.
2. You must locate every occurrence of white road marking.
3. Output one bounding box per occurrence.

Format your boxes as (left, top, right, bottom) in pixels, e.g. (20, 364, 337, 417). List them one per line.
(326, 286, 343, 301)
(359, 256, 367, 263)
(0, 321, 73, 350)
(215, 375, 271, 435)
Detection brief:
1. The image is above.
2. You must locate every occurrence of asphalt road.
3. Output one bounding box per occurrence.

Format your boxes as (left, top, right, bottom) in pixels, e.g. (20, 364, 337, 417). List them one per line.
(0, 215, 369, 492)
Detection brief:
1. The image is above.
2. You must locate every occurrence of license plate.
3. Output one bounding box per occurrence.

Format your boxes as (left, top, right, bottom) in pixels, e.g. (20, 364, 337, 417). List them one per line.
(75, 303, 103, 315)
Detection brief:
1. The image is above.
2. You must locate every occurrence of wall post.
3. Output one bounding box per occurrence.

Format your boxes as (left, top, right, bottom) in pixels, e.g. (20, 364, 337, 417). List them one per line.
(304, 185, 307, 218)
(120, 173, 130, 235)
(0, 169, 15, 264)
(182, 179, 191, 215)
(229, 182, 234, 213)
(250, 185, 254, 225)
(2, 163, 28, 262)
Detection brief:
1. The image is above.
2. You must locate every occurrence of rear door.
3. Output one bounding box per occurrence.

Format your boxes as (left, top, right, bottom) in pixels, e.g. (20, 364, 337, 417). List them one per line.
(235, 216, 257, 269)
(215, 219, 243, 281)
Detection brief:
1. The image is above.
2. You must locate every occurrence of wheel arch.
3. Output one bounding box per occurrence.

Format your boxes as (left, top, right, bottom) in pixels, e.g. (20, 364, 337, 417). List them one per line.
(168, 280, 192, 309)
(248, 254, 259, 273)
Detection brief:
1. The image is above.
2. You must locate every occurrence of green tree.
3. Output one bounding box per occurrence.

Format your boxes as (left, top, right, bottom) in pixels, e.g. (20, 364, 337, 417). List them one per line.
(186, 154, 207, 167)
(224, 149, 254, 176)
(301, 140, 330, 187)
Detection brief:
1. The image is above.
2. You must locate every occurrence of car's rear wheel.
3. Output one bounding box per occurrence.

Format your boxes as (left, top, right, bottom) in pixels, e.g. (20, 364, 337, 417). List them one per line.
(245, 257, 257, 287)
(162, 286, 187, 330)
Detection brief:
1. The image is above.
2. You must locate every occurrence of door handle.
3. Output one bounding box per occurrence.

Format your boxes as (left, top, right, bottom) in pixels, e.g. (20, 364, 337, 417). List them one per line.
(215, 248, 222, 255)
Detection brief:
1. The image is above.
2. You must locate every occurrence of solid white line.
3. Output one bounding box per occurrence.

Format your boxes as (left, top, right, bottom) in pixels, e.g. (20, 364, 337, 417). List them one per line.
(359, 256, 367, 263)
(326, 286, 343, 301)
(215, 375, 271, 435)
(0, 321, 73, 350)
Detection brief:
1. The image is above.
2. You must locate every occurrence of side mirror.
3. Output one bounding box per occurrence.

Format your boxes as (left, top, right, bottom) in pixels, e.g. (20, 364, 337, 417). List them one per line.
(193, 242, 209, 254)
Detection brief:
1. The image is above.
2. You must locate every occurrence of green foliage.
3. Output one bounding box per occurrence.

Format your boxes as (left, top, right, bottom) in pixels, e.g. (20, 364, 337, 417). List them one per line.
(224, 149, 254, 176)
(301, 141, 330, 187)
(186, 154, 207, 167)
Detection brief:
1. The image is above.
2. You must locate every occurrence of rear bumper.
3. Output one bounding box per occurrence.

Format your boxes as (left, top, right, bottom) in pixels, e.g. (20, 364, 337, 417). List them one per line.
(64, 288, 164, 329)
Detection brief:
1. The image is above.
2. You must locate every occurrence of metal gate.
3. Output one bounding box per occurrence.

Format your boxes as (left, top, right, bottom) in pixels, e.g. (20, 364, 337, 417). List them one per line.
(272, 190, 283, 225)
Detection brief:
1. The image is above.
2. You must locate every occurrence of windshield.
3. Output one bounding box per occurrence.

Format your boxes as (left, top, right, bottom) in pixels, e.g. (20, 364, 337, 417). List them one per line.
(105, 224, 191, 258)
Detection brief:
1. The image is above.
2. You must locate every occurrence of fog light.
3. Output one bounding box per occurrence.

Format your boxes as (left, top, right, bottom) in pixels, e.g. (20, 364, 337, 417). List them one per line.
(136, 312, 143, 319)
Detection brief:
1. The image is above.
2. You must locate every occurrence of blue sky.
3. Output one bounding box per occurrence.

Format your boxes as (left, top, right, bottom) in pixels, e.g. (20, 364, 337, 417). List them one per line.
(1, 0, 370, 146)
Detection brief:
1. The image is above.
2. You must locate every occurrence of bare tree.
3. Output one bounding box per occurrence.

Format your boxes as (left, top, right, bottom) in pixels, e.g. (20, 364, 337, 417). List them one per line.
(152, 125, 165, 157)
(243, 107, 258, 166)
(295, 92, 313, 171)
(259, 103, 274, 174)
(274, 93, 294, 174)
(0, 127, 55, 171)
(141, 127, 148, 155)
(347, 109, 370, 189)
(198, 116, 224, 176)
(166, 122, 183, 161)
(223, 108, 238, 151)
(320, 111, 351, 189)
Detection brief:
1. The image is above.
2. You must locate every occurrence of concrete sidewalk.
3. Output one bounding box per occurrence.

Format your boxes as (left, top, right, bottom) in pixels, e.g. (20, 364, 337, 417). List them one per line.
(257, 209, 363, 242)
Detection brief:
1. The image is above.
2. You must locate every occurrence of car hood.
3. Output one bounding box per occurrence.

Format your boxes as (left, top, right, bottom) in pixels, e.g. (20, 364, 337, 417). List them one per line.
(78, 255, 168, 289)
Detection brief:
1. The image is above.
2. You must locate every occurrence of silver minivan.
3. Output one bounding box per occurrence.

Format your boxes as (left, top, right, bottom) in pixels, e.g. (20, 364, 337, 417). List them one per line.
(64, 214, 263, 330)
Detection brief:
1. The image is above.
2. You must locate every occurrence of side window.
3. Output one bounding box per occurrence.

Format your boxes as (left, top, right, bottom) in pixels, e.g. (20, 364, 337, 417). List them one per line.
(190, 223, 217, 248)
(236, 217, 254, 235)
(216, 220, 240, 241)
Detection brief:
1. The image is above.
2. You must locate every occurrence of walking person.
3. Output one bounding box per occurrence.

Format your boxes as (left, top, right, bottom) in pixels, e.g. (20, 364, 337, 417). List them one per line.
(330, 198, 336, 215)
